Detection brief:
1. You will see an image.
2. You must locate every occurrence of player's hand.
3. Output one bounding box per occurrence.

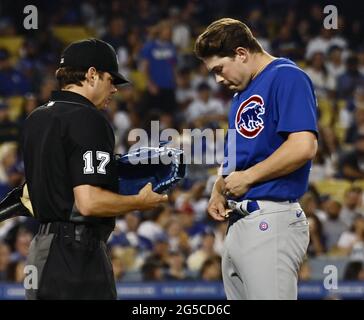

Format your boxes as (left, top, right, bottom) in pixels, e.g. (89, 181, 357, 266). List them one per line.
(207, 193, 229, 221)
(137, 183, 168, 210)
(224, 171, 252, 198)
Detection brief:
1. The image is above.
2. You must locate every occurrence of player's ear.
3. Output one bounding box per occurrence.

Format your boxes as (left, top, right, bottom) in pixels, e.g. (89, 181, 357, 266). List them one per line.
(235, 47, 248, 63)
(85, 67, 97, 85)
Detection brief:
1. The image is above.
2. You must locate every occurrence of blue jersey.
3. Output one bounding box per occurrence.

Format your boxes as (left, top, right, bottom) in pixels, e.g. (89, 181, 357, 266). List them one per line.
(140, 40, 177, 89)
(223, 58, 318, 201)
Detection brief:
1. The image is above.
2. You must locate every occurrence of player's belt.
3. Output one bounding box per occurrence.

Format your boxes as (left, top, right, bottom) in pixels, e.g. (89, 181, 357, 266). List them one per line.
(226, 200, 260, 232)
(226, 199, 300, 233)
(227, 199, 260, 217)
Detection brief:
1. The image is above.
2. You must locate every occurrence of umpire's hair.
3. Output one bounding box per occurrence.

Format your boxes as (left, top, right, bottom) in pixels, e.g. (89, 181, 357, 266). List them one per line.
(194, 18, 263, 59)
(55, 67, 105, 89)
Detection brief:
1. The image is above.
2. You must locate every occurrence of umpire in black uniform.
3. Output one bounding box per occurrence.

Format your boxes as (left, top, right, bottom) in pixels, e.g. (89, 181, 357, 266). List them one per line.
(22, 39, 168, 299)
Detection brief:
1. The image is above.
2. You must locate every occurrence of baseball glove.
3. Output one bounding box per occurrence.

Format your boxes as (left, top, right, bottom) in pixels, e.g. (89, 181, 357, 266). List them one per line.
(0, 146, 186, 222)
(116, 145, 186, 195)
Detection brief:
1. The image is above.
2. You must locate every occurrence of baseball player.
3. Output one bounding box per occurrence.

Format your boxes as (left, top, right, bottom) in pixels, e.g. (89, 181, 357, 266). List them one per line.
(195, 18, 318, 300)
(22, 39, 167, 299)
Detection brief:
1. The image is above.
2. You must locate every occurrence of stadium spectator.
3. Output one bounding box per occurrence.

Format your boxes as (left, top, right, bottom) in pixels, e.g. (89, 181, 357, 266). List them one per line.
(271, 24, 301, 60)
(322, 199, 347, 252)
(343, 261, 364, 280)
(165, 249, 191, 280)
(138, 205, 172, 243)
(187, 228, 218, 272)
(191, 60, 220, 94)
(139, 19, 178, 116)
(169, 7, 191, 53)
(141, 258, 165, 281)
(200, 256, 222, 281)
(175, 66, 195, 112)
(140, 233, 170, 281)
(110, 246, 140, 282)
(165, 216, 191, 255)
(306, 27, 347, 61)
(340, 187, 363, 228)
(0, 49, 31, 97)
(337, 55, 364, 99)
(326, 45, 346, 81)
(7, 260, 25, 283)
(338, 216, 364, 254)
(9, 226, 33, 263)
(0, 241, 10, 281)
(0, 143, 22, 197)
(310, 127, 340, 181)
(305, 51, 336, 98)
(300, 193, 325, 256)
(339, 134, 364, 180)
(102, 16, 129, 76)
(185, 82, 226, 129)
(109, 212, 152, 252)
(344, 88, 364, 143)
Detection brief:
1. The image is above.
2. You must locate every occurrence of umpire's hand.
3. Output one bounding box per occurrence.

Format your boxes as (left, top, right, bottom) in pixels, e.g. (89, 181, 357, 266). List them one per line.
(207, 193, 229, 221)
(137, 183, 168, 210)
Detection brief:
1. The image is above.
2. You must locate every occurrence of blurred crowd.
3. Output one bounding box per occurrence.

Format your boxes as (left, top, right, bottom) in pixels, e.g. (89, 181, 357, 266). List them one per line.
(1, 0, 364, 284)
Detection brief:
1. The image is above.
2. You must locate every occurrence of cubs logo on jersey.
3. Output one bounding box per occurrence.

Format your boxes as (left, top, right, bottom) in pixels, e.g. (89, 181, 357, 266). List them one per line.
(235, 95, 265, 139)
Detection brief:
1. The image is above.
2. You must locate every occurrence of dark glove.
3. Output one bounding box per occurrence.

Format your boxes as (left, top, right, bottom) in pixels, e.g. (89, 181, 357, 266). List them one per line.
(116, 146, 186, 195)
(0, 183, 33, 222)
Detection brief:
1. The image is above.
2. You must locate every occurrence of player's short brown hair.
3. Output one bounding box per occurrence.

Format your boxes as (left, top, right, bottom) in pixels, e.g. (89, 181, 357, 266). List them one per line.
(194, 18, 263, 59)
(55, 67, 105, 89)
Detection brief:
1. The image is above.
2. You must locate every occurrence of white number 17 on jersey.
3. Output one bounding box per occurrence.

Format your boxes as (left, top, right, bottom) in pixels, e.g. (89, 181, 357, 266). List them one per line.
(83, 151, 110, 174)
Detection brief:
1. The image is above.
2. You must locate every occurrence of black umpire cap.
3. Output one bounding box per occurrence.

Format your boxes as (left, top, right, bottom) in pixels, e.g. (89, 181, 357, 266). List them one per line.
(59, 38, 129, 85)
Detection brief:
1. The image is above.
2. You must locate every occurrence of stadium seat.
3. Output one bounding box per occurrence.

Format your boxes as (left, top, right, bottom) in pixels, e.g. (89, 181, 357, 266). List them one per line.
(52, 25, 96, 44)
(333, 99, 348, 144)
(0, 36, 24, 57)
(317, 97, 334, 127)
(351, 179, 364, 190)
(313, 179, 352, 202)
(6, 96, 24, 121)
(128, 70, 147, 92)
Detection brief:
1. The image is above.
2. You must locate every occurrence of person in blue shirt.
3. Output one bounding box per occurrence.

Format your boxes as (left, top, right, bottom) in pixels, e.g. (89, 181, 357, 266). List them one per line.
(195, 18, 318, 300)
(0, 49, 31, 97)
(139, 20, 178, 116)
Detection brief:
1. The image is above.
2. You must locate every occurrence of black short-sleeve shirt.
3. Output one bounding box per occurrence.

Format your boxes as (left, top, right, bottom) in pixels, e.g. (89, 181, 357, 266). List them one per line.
(23, 91, 118, 226)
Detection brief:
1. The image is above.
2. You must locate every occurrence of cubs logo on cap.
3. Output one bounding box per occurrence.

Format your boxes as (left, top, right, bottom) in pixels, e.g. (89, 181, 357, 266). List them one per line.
(235, 95, 265, 139)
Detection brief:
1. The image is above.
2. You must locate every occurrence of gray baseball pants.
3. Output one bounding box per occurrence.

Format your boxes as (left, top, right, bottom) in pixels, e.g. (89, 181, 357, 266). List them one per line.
(223, 200, 309, 300)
